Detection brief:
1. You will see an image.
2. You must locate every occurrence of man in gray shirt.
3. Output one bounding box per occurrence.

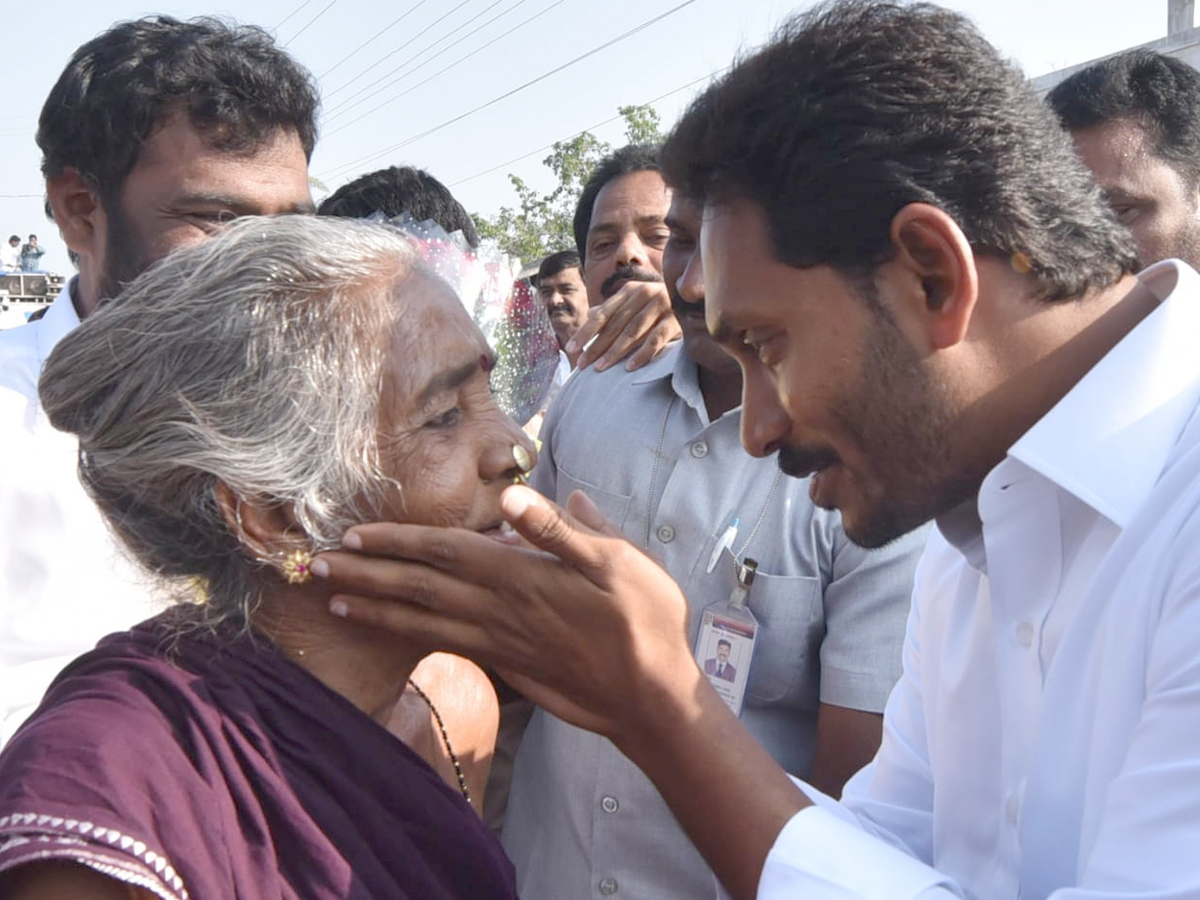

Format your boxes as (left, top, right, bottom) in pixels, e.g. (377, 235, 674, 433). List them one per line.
(500, 180, 928, 899)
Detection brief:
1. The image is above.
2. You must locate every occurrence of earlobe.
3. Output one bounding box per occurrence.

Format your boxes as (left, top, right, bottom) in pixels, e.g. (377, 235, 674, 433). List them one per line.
(214, 482, 303, 560)
(45, 167, 104, 259)
(890, 204, 978, 350)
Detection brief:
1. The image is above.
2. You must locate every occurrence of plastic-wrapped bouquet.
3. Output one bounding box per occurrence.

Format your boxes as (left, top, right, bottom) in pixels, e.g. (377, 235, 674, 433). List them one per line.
(377, 214, 559, 426)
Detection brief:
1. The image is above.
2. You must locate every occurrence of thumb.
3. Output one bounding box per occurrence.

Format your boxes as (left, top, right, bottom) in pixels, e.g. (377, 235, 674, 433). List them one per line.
(499, 485, 605, 571)
(566, 489, 622, 538)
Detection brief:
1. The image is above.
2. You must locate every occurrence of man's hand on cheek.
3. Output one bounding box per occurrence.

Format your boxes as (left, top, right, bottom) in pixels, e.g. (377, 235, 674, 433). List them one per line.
(567, 281, 680, 372)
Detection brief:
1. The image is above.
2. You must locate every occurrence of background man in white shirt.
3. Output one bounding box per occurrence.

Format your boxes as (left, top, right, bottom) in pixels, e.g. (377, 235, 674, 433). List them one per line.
(1048, 49, 1200, 271)
(0, 16, 316, 743)
(1, 236, 20, 271)
(314, 1, 1200, 897)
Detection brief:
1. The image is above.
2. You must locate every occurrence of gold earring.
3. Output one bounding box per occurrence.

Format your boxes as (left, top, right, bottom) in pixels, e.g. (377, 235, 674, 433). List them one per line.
(281, 548, 314, 585)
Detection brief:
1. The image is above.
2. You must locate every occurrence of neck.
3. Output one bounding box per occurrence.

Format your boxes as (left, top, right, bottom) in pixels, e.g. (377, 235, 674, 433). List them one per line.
(698, 366, 743, 421)
(953, 266, 1158, 482)
(253, 585, 424, 725)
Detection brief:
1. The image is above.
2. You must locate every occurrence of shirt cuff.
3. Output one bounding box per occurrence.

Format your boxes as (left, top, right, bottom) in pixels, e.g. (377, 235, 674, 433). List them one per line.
(757, 806, 960, 900)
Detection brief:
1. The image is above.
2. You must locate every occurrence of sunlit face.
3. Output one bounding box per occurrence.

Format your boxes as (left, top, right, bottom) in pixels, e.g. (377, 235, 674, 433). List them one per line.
(99, 110, 314, 300)
(703, 198, 963, 548)
(582, 170, 671, 304)
(662, 194, 739, 377)
(538, 265, 588, 350)
(375, 269, 536, 535)
(1070, 116, 1200, 270)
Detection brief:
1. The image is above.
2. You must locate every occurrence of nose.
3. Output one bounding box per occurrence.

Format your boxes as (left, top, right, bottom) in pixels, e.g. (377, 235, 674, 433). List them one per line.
(739, 365, 791, 458)
(675, 247, 704, 304)
(481, 414, 539, 485)
(614, 231, 648, 269)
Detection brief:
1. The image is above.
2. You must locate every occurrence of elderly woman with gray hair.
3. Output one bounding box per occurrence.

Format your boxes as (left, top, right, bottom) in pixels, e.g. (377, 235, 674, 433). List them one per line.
(0, 216, 533, 900)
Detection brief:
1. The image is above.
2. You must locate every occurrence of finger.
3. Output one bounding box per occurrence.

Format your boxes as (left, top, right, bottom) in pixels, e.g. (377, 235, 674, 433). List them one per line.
(499, 485, 614, 573)
(583, 284, 671, 371)
(624, 318, 682, 371)
(329, 591, 498, 660)
(314, 527, 551, 606)
(565, 489, 622, 538)
(575, 287, 645, 368)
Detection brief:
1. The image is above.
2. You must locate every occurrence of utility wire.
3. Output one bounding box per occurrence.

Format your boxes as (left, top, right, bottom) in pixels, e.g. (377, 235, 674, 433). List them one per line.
(318, 1, 430, 80)
(273, 0, 312, 31)
(284, 0, 340, 46)
(323, 0, 474, 101)
(448, 66, 729, 188)
(320, 0, 704, 181)
(323, 0, 520, 119)
(323, 0, 560, 135)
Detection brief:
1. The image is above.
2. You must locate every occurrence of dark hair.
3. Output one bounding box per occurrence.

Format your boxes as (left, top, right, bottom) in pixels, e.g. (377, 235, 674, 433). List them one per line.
(318, 165, 480, 248)
(1047, 50, 1200, 188)
(573, 144, 662, 263)
(661, 0, 1136, 302)
(38, 16, 318, 209)
(27, 234, 36, 241)
(536, 249, 582, 285)
(7, 235, 18, 243)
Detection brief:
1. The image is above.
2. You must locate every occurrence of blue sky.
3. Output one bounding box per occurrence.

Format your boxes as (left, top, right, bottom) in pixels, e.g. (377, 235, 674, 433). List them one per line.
(0, 0, 1166, 274)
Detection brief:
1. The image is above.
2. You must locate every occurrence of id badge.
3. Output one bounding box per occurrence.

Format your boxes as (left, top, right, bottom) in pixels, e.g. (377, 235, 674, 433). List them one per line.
(694, 560, 759, 717)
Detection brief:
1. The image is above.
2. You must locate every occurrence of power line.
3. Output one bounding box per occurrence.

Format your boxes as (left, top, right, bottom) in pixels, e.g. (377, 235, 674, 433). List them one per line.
(447, 66, 729, 188)
(323, 0, 475, 102)
(323, 0, 561, 135)
(284, 0, 341, 46)
(324, 0, 520, 119)
(323, 0, 533, 121)
(273, 0, 313, 31)
(318, 1, 430, 80)
(320, 0, 705, 182)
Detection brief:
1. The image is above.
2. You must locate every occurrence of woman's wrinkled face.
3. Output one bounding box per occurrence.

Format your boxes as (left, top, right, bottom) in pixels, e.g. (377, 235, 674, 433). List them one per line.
(375, 269, 536, 535)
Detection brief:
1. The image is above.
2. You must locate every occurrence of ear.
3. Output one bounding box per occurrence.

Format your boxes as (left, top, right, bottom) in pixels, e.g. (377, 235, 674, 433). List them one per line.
(45, 167, 105, 262)
(886, 203, 979, 350)
(213, 482, 305, 561)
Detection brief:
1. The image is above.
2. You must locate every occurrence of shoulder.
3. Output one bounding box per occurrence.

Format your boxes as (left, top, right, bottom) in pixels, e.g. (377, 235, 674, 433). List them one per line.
(0, 321, 44, 398)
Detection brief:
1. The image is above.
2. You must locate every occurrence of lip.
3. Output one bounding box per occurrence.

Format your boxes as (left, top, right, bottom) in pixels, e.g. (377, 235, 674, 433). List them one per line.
(477, 520, 518, 542)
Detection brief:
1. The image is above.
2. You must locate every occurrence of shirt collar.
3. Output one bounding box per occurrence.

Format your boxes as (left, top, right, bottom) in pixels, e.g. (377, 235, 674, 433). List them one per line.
(1006, 259, 1200, 529)
(36, 277, 82, 365)
(629, 343, 705, 415)
(936, 259, 1200, 563)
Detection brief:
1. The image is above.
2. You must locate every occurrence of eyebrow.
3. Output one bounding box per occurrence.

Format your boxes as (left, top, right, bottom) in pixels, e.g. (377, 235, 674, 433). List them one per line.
(416, 356, 490, 408)
(174, 191, 316, 216)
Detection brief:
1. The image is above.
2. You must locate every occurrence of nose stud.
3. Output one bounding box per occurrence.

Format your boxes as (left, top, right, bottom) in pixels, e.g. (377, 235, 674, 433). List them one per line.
(511, 443, 534, 484)
(513, 443, 533, 474)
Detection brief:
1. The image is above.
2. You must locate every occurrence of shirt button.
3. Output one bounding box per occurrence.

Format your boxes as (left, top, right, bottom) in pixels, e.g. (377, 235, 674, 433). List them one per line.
(690, 441, 709, 458)
(599, 877, 618, 895)
(1006, 794, 1020, 824)
(656, 524, 675, 543)
(1015, 622, 1035, 647)
(601, 796, 619, 813)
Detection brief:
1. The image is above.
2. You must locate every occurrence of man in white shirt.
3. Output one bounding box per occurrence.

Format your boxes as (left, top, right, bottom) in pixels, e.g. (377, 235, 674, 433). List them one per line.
(0, 16, 316, 742)
(1, 236, 20, 271)
(311, 2, 1200, 898)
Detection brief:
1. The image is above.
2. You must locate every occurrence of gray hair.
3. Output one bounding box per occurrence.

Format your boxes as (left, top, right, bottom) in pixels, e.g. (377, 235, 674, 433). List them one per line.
(40, 215, 419, 629)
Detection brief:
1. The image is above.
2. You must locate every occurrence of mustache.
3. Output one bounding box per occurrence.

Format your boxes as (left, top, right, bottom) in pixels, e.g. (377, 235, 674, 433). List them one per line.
(547, 301, 576, 316)
(777, 445, 840, 479)
(670, 286, 704, 318)
(601, 264, 662, 299)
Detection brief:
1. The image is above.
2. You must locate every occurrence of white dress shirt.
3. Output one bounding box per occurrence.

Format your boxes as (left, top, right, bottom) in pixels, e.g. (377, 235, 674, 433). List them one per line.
(0, 289, 162, 745)
(759, 259, 1200, 899)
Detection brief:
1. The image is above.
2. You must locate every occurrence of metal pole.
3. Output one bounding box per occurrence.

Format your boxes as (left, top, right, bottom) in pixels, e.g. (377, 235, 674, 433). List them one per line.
(1169, 0, 1196, 35)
